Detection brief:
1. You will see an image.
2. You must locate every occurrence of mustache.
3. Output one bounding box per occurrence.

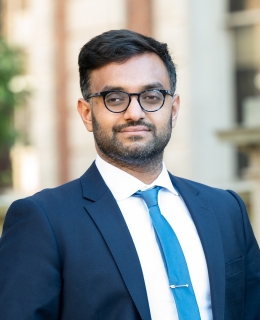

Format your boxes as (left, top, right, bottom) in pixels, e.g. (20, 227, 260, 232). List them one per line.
(113, 120, 155, 132)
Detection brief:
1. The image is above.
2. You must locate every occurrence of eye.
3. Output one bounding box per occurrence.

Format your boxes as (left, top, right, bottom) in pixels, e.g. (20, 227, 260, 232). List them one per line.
(107, 97, 122, 103)
(145, 95, 159, 100)
(141, 91, 163, 104)
(105, 92, 128, 106)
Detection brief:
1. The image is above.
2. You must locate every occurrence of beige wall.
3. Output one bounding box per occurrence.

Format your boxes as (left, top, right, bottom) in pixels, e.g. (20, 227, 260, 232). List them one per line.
(154, 0, 193, 178)
(4, 0, 195, 193)
(1, 0, 259, 241)
(66, 0, 126, 180)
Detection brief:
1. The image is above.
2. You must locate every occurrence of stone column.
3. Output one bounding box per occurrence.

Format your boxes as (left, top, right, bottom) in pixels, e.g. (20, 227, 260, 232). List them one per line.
(55, 0, 69, 184)
(126, 0, 153, 36)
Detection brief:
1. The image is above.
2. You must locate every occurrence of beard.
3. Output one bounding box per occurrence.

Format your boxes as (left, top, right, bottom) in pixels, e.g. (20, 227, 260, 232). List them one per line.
(92, 112, 172, 168)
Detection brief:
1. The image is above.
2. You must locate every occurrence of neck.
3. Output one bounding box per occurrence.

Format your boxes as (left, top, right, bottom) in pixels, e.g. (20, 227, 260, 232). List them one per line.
(97, 152, 163, 184)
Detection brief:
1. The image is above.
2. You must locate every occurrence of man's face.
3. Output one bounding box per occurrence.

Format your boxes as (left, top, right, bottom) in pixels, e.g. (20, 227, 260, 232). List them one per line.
(78, 53, 180, 167)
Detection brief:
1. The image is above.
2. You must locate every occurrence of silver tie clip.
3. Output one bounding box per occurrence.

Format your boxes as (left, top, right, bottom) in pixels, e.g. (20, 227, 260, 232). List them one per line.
(170, 284, 189, 289)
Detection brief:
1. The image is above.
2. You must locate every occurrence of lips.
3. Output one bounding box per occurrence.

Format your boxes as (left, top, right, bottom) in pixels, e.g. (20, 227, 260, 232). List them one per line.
(120, 126, 150, 133)
(113, 121, 155, 135)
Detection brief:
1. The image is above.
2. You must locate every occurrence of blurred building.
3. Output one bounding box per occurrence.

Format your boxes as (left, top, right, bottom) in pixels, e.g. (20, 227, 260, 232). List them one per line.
(0, 0, 259, 241)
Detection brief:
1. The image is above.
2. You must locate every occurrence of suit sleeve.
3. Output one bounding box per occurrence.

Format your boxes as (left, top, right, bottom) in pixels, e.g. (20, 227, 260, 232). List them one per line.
(228, 190, 260, 319)
(0, 198, 61, 320)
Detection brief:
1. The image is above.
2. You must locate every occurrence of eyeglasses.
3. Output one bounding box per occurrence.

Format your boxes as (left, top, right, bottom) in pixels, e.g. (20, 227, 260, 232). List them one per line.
(86, 89, 173, 113)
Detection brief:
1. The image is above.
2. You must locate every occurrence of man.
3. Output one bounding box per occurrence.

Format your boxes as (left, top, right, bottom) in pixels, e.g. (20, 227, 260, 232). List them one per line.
(0, 29, 260, 320)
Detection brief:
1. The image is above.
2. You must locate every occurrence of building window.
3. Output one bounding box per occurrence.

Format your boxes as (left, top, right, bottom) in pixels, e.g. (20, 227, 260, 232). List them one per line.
(234, 26, 260, 125)
(230, 0, 260, 12)
(228, 1, 260, 176)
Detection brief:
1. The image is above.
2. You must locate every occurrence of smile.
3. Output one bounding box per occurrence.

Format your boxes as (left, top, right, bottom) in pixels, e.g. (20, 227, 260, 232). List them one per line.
(119, 126, 150, 134)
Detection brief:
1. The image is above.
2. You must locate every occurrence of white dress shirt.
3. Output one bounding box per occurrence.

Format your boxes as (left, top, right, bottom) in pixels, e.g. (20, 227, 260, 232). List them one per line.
(95, 155, 213, 320)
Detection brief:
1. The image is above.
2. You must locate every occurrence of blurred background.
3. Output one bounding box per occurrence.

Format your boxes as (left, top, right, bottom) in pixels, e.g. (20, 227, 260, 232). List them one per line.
(0, 0, 260, 242)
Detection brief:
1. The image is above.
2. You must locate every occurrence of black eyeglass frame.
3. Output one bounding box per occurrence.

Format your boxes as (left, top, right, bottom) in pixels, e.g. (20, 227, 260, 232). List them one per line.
(86, 89, 174, 113)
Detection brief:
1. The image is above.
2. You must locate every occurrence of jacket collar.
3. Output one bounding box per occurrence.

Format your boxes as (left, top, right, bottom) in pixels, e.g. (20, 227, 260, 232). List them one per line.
(80, 162, 108, 202)
(170, 174, 225, 320)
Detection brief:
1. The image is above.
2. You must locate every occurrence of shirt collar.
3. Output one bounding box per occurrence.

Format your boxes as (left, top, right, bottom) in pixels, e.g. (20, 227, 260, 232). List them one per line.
(95, 155, 179, 201)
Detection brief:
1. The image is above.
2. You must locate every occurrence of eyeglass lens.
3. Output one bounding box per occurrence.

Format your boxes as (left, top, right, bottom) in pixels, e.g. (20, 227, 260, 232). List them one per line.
(105, 90, 164, 112)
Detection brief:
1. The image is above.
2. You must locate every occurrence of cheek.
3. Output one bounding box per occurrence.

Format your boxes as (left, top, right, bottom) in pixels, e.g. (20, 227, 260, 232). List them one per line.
(151, 111, 172, 130)
(92, 108, 121, 133)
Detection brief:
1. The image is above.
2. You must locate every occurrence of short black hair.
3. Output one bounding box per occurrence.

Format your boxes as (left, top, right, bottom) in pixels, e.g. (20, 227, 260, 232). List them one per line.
(78, 29, 177, 99)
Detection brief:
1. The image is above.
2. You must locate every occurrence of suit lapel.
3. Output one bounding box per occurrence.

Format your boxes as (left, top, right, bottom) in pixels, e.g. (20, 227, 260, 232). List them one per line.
(80, 163, 151, 320)
(170, 174, 225, 320)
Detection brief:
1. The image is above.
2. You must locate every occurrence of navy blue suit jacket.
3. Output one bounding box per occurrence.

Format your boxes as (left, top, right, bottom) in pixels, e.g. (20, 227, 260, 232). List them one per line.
(0, 162, 260, 320)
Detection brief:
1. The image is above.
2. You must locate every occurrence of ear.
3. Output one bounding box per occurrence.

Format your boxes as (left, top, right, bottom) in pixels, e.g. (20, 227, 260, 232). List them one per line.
(171, 94, 180, 128)
(77, 98, 93, 132)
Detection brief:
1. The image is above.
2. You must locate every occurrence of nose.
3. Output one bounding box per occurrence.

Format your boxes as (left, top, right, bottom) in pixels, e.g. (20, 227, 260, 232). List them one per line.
(123, 95, 146, 121)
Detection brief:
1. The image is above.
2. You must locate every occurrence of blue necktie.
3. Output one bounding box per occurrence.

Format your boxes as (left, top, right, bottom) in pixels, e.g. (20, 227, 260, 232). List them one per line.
(134, 186, 201, 320)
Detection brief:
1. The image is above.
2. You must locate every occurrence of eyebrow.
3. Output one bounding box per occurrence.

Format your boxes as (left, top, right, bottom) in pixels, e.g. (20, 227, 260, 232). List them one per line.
(101, 82, 166, 92)
(102, 85, 125, 91)
(142, 82, 165, 90)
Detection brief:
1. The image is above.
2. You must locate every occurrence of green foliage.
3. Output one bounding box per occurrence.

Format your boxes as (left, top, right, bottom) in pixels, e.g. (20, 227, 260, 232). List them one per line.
(0, 37, 28, 188)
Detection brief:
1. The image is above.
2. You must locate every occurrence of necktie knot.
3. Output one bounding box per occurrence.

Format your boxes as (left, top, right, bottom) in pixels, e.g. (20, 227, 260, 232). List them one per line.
(134, 186, 162, 209)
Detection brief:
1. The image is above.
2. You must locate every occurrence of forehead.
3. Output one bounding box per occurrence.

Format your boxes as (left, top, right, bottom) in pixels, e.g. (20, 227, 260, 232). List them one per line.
(89, 53, 171, 92)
